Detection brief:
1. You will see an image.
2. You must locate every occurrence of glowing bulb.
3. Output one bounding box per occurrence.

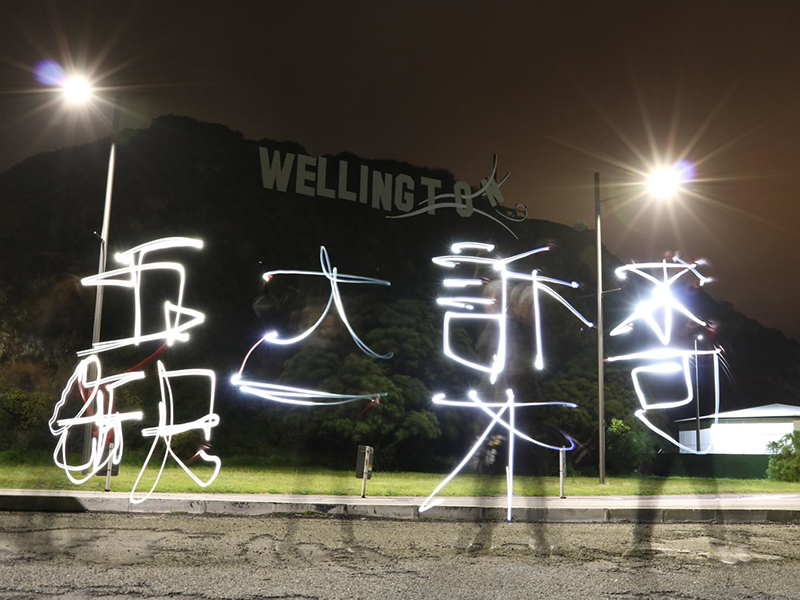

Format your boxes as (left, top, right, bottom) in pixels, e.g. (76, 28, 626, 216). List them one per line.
(647, 166, 683, 199)
(62, 76, 92, 104)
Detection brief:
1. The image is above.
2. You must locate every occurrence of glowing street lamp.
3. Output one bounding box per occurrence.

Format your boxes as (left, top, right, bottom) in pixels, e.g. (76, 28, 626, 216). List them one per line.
(61, 76, 93, 104)
(647, 164, 686, 200)
(595, 163, 691, 484)
(49, 69, 123, 473)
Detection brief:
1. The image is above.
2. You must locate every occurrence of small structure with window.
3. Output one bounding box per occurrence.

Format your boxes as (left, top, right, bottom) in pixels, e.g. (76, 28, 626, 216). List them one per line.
(676, 403, 800, 454)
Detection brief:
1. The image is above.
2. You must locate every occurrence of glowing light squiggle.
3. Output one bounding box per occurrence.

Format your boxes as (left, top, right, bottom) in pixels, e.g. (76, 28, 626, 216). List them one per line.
(610, 258, 708, 344)
(389, 202, 519, 237)
(434, 243, 593, 383)
(387, 156, 524, 237)
(233, 377, 386, 407)
(608, 257, 722, 454)
(423, 243, 592, 520)
(78, 237, 205, 355)
(49, 355, 144, 484)
(130, 361, 220, 504)
(234, 246, 391, 406)
(50, 237, 221, 502)
(419, 390, 577, 521)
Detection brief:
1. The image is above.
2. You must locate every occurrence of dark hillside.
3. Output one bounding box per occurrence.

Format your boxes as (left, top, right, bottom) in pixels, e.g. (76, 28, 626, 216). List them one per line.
(1, 115, 797, 473)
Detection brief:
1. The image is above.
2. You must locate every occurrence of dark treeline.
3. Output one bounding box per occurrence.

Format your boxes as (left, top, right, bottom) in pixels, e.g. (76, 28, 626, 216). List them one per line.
(1, 116, 798, 475)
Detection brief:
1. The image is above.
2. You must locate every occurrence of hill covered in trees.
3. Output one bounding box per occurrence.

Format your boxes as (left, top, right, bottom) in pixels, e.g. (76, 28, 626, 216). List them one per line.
(1, 115, 798, 475)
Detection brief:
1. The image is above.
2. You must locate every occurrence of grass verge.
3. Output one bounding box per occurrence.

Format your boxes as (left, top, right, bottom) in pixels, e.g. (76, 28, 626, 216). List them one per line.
(1, 461, 798, 497)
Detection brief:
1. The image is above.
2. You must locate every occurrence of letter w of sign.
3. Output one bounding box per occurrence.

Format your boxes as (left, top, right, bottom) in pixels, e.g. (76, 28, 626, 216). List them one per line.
(259, 148, 295, 192)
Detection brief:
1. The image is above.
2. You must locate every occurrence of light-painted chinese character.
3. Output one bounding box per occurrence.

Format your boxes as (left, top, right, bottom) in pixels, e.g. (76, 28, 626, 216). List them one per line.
(607, 257, 723, 454)
(233, 246, 390, 406)
(422, 242, 593, 520)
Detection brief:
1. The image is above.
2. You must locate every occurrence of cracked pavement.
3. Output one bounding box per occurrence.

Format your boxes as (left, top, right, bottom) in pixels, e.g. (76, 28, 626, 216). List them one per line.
(0, 512, 799, 599)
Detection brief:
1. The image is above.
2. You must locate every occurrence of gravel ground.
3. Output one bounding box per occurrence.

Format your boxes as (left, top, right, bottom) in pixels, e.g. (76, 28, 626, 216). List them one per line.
(1, 512, 799, 599)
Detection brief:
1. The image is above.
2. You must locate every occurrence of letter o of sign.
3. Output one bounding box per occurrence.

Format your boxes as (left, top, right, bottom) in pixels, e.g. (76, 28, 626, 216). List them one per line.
(453, 181, 474, 218)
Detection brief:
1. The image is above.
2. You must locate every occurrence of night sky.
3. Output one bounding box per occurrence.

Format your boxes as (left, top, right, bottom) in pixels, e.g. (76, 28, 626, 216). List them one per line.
(1, 1, 799, 339)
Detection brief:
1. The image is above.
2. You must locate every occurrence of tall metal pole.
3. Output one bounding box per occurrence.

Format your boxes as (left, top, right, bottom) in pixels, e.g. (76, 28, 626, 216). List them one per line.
(694, 337, 701, 452)
(595, 172, 605, 485)
(82, 95, 123, 468)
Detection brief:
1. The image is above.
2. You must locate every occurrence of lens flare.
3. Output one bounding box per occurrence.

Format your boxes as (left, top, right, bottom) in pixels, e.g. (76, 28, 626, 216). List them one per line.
(33, 59, 65, 86)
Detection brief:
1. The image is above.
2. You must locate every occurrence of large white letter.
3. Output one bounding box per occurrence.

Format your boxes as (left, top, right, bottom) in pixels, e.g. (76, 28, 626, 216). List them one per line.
(453, 181, 474, 217)
(259, 148, 295, 192)
(420, 176, 441, 216)
(372, 172, 393, 212)
(394, 174, 415, 213)
(296, 154, 317, 197)
(316, 157, 336, 199)
(359, 165, 370, 204)
(338, 159, 357, 201)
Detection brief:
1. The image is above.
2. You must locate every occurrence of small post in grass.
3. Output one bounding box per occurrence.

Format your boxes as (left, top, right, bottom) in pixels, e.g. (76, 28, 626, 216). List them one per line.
(356, 445, 374, 498)
(559, 449, 566, 499)
(104, 441, 114, 492)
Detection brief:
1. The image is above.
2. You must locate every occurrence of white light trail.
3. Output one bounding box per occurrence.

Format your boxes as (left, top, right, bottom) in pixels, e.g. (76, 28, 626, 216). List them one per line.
(130, 362, 220, 504)
(443, 279, 484, 288)
(232, 376, 387, 407)
(234, 246, 391, 406)
(611, 258, 708, 345)
(49, 355, 144, 484)
(425, 243, 591, 520)
(434, 244, 593, 382)
(608, 257, 722, 454)
(420, 390, 577, 520)
(51, 236, 221, 502)
(79, 238, 205, 355)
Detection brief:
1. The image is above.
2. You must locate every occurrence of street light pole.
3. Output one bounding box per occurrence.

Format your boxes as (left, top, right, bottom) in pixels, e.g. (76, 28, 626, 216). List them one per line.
(595, 172, 605, 485)
(694, 335, 703, 452)
(91, 94, 122, 348)
(594, 163, 688, 482)
(81, 94, 123, 468)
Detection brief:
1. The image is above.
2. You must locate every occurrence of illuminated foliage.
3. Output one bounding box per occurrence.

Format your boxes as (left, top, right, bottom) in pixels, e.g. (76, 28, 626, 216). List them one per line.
(767, 432, 800, 482)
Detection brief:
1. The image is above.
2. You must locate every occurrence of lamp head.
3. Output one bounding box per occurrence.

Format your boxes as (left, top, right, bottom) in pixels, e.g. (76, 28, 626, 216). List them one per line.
(647, 166, 681, 200)
(646, 161, 694, 200)
(62, 76, 93, 104)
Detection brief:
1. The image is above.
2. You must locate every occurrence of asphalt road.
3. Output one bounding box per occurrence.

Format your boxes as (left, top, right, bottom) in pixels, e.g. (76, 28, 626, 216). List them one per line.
(1, 512, 799, 599)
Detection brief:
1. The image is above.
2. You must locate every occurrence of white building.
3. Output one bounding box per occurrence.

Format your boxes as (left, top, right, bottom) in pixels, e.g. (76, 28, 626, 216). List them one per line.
(676, 404, 800, 455)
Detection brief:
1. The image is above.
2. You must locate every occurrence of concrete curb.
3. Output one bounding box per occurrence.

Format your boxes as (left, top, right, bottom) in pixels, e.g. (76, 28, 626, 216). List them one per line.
(3, 490, 800, 523)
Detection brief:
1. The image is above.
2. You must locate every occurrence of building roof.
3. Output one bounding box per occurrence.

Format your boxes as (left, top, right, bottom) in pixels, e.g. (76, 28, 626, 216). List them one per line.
(676, 403, 800, 423)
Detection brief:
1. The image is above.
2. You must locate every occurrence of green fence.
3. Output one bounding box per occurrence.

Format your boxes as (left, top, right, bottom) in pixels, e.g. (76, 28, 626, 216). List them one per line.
(651, 454, 770, 479)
